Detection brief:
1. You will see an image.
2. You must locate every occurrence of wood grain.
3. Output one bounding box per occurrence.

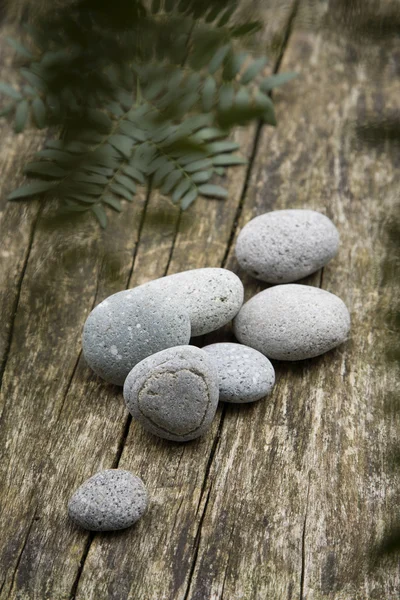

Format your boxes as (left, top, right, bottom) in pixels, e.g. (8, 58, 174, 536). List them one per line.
(179, 2, 400, 599)
(0, 0, 399, 599)
(0, 2, 297, 599)
(74, 4, 299, 600)
(0, 33, 45, 383)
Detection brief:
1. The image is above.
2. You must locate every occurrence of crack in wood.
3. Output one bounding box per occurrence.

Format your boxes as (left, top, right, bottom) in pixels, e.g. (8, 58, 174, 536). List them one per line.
(164, 208, 182, 276)
(126, 182, 153, 289)
(220, 498, 244, 600)
(319, 266, 325, 289)
(5, 506, 37, 599)
(173, 447, 185, 481)
(195, 406, 226, 518)
(221, 0, 301, 270)
(111, 414, 133, 469)
(68, 532, 95, 600)
(0, 205, 42, 395)
(299, 475, 311, 600)
(274, 0, 301, 74)
(54, 350, 82, 427)
(182, 485, 213, 600)
(171, 496, 185, 534)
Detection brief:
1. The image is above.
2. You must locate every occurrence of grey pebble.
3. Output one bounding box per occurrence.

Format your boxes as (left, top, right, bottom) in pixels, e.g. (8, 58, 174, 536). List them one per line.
(202, 342, 275, 403)
(234, 284, 350, 360)
(82, 287, 191, 386)
(124, 345, 219, 442)
(142, 268, 244, 336)
(235, 209, 340, 283)
(68, 469, 148, 531)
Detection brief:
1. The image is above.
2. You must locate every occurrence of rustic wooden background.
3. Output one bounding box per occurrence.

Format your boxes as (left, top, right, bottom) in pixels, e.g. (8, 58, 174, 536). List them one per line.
(1, 1, 399, 598)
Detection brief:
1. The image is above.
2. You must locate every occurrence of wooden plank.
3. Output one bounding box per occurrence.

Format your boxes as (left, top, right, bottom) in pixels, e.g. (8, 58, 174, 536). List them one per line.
(0, 3, 297, 599)
(0, 33, 45, 382)
(0, 196, 148, 600)
(174, 2, 400, 600)
(73, 3, 300, 600)
(0, 34, 150, 596)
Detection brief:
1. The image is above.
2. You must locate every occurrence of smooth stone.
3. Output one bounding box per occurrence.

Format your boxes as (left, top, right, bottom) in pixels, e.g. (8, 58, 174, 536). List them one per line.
(68, 469, 148, 531)
(235, 209, 340, 283)
(124, 345, 219, 442)
(141, 268, 244, 336)
(202, 342, 275, 403)
(234, 284, 350, 361)
(82, 287, 190, 386)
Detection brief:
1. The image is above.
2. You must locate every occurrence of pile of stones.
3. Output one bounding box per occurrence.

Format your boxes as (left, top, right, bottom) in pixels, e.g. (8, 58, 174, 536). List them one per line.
(68, 209, 350, 532)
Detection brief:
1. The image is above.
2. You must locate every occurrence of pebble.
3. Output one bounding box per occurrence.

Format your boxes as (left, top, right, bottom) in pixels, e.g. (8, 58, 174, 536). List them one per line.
(68, 470, 148, 531)
(123, 345, 219, 442)
(235, 209, 340, 283)
(234, 284, 350, 360)
(82, 287, 190, 386)
(142, 268, 244, 336)
(202, 342, 275, 403)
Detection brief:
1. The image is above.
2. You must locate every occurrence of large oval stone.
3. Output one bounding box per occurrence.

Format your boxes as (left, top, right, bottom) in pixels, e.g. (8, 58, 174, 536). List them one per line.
(203, 342, 275, 403)
(124, 346, 219, 442)
(235, 209, 339, 283)
(141, 268, 244, 336)
(82, 287, 190, 385)
(68, 469, 148, 531)
(234, 284, 350, 360)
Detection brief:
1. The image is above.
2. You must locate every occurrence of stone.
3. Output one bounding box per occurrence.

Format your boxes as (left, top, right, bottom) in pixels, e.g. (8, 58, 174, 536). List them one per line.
(82, 287, 191, 386)
(233, 284, 350, 360)
(68, 469, 148, 531)
(141, 268, 244, 336)
(235, 209, 340, 283)
(202, 342, 275, 403)
(123, 345, 219, 442)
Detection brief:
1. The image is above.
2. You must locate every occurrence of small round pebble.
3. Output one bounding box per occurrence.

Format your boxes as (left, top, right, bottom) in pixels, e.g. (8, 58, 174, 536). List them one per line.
(68, 469, 148, 532)
(82, 287, 190, 386)
(202, 342, 275, 403)
(234, 284, 350, 361)
(142, 268, 244, 336)
(124, 346, 219, 442)
(235, 209, 340, 283)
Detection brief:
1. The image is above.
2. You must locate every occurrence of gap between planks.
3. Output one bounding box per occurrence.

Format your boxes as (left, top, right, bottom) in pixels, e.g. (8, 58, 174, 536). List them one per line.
(221, 0, 301, 269)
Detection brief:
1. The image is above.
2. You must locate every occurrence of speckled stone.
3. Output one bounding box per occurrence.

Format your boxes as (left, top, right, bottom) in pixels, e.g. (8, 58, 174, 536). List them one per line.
(68, 470, 148, 531)
(123, 346, 219, 442)
(234, 284, 350, 360)
(235, 209, 340, 283)
(141, 268, 244, 336)
(82, 288, 190, 386)
(202, 342, 275, 403)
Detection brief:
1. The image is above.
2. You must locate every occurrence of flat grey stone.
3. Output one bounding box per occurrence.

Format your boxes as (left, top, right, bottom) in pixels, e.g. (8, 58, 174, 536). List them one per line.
(124, 345, 219, 442)
(202, 342, 275, 403)
(234, 284, 350, 360)
(141, 268, 244, 336)
(235, 209, 340, 283)
(82, 287, 190, 386)
(68, 470, 148, 531)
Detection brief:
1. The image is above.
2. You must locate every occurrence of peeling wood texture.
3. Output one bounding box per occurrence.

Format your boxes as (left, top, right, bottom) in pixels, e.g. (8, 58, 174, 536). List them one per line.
(1, 1, 400, 599)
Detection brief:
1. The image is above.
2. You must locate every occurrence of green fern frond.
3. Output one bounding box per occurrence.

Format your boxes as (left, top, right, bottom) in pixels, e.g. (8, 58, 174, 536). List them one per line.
(0, 0, 298, 226)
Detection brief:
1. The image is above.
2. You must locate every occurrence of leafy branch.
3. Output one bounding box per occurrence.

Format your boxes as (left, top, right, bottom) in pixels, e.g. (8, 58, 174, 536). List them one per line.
(0, 0, 297, 227)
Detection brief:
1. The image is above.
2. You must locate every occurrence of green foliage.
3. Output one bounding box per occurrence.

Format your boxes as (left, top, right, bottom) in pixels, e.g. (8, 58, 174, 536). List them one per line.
(0, 0, 297, 227)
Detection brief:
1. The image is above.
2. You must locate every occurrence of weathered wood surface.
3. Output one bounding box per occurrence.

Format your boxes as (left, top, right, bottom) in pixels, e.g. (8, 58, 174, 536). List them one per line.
(0, 1, 399, 599)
